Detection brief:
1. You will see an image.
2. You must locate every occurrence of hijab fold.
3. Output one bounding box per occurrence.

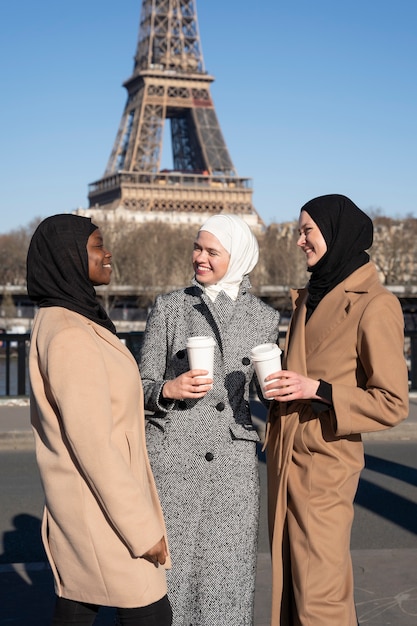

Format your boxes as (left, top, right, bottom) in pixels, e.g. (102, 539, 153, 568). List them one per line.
(198, 214, 259, 302)
(301, 194, 373, 321)
(26, 214, 116, 334)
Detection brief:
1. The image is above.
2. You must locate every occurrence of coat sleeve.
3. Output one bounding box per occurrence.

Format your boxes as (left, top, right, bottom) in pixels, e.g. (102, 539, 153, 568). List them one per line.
(139, 296, 175, 413)
(45, 326, 165, 558)
(331, 293, 409, 436)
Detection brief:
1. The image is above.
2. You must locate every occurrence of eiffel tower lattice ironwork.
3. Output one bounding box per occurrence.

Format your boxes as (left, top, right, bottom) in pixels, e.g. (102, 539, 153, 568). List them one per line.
(86, 0, 263, 228)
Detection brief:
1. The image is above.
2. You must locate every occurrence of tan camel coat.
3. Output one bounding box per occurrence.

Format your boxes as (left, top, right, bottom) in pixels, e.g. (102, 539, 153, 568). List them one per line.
(29, 307, 170, 608)
(266, 263, 409, 625)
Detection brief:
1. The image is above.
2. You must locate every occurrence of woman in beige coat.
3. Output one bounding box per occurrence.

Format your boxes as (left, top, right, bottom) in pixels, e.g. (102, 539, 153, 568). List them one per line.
(27, 215, 172, 625)
(264, 195, 409, 625)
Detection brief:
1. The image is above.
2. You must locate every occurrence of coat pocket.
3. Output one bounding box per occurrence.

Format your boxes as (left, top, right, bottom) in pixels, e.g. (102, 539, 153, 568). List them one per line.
(146, 417, 166, 433)
(145, 418, 167, 459)
(125, 430, 147, 489)
(41, 507, 62, 596)
(229, 421, 260, 443)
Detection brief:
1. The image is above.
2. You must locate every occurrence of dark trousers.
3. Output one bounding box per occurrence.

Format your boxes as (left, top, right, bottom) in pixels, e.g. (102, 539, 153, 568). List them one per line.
(51, 594, 172, 626)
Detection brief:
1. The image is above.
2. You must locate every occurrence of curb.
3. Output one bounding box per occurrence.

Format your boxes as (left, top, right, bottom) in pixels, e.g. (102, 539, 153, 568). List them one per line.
(1, 426, 416, 453)
(362, 421, 417, 441)
(0, 397, 30, 407)
(0, 431, 34, 450)
(1, 397, 417, 451)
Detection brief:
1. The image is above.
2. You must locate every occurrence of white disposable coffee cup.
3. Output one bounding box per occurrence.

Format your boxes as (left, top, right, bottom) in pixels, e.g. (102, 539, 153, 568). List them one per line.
(186, 336, 215, 379)
(250, 343, 282, 398)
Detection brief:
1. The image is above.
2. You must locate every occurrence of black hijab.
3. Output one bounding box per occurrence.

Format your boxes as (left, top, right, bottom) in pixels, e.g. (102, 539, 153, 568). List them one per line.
(26, 214, 116, 334)
(301, 194, 373, 321)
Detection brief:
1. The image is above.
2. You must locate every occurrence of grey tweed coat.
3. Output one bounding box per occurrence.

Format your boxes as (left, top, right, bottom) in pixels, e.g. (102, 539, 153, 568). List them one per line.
(139, 277, 280, 626)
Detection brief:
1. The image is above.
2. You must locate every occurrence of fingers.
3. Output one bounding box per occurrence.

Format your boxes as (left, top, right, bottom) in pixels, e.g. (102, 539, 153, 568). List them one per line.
(264, 383, 293, 400)
(264, 370, 285, 382)
(181, 372, 213, 398)
(143, 554, 160, 567)
(142, 538, 167, 567)
(164, 372, 213, 401)
(146, 552, 165, 567)
(263, 372, 318, 401)
(263, 371, 295, 399)
(189, 370, 213, 383)
(191, 377, 213, 388)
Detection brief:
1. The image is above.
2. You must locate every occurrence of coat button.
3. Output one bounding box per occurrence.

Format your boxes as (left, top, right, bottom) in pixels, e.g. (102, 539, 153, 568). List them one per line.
(178, 400, 187, 410)
(205, 452, 214, 462)
(176, 350, 185, 359)
(242, 357, 250, 365)
(216, 402, 225, 411)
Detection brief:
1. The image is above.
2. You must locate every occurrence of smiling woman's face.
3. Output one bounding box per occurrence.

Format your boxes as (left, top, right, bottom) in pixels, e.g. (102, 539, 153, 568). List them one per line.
(297, 210, 327, 267)
(192, 230, 230, 286)
(87, 229, 112, 286)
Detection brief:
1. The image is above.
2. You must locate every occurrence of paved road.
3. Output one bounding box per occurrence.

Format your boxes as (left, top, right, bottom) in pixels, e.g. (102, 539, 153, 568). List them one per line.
(1, 398, 417, 625)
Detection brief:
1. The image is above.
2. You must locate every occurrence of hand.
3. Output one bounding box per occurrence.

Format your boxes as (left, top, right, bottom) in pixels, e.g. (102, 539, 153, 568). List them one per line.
(263, 370, 320, 402)
(142, 537, 168, 567)
(162, 370, 213, 400)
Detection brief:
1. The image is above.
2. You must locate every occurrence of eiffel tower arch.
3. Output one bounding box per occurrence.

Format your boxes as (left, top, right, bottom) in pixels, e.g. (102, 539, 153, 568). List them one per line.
(78, 0, 263, 230)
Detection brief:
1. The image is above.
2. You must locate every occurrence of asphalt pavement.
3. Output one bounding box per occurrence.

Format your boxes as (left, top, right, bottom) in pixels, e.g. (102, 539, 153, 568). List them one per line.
(1, 396, 417, 626)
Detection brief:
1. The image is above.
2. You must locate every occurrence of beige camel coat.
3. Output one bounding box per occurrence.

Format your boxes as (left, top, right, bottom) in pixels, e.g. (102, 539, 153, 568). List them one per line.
(29, 307, 170, 608)
(266, 263, 409, 625)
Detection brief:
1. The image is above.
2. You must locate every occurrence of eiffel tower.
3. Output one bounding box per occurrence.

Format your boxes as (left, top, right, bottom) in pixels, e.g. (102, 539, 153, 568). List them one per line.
(83, 0, 263, 229)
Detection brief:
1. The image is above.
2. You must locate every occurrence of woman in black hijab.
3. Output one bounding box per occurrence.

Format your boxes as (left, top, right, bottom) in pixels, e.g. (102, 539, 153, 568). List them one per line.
(27, 214, 116, 333)
(302, 194, 373, 321)
(27, 215, 172, 626)
(263, 195, 409, 625)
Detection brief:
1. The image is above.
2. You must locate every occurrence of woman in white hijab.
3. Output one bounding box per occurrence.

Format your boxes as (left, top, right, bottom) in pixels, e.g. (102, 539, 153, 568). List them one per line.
(139, 214, 280, 626)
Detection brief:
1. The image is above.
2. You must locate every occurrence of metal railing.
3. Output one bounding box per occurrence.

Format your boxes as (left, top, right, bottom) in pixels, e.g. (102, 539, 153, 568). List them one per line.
(0, 330, 416, 397)
(88, 170, 252, 194)
(0, 334, 29, 396)
(0, 332, 145, 398)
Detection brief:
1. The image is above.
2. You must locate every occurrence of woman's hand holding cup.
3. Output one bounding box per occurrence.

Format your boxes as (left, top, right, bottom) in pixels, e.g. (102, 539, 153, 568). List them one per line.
(162, 370, 213, 400)
(264, 370, 321, 402)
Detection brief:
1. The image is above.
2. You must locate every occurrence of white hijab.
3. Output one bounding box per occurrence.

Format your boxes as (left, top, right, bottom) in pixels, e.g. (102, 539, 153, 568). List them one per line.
(198, 214, 259, 302)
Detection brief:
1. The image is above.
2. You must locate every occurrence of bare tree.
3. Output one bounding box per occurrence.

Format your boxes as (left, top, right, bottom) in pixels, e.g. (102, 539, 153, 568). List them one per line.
(1, 212, 417, 302)
(256, 222, 307, 289)
(104, 221, 197, 307)
(0, 218, 41, 285)
(370, 216, 417, 285)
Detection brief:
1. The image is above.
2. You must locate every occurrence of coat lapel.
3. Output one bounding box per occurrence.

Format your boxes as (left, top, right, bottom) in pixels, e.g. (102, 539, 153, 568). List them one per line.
(298, 264, 373, 361)
(92, 323, 138, 366)
(303, 285, 351, 358)
(185, 288, 223, 351)
(184, 278, 253, 355)
(285, 288, 308, 375)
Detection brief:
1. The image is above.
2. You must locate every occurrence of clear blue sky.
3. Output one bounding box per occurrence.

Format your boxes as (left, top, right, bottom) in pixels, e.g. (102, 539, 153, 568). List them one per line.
(1, 0, 416, 233)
